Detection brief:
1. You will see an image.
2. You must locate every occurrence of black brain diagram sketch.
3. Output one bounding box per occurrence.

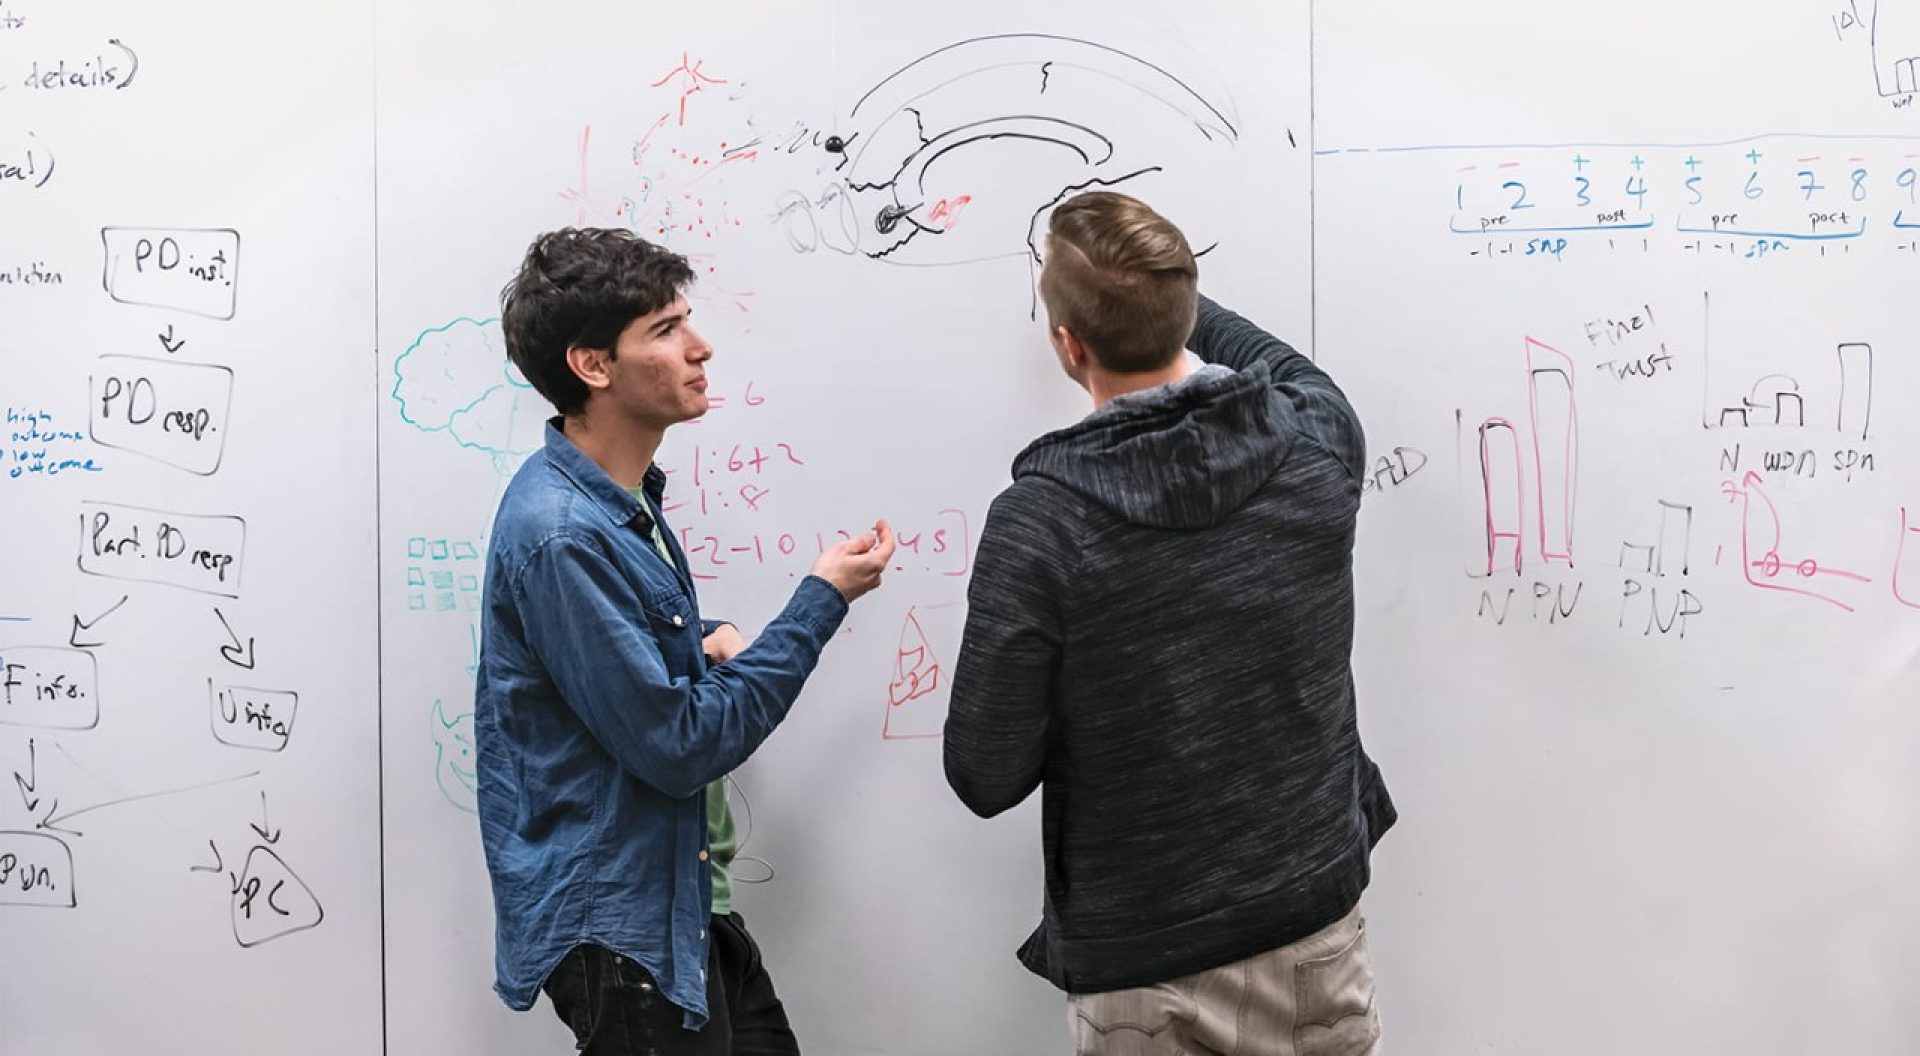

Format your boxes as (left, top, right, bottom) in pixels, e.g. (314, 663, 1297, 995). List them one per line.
(777, 34, 1243, 272)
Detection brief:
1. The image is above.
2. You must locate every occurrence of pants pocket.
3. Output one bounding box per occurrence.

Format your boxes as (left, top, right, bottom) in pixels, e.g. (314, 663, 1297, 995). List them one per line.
(544, 946, 669, 1055)
(1069, 982, 1194, 1056)
(1292, 918, 1381, 1056)
(542, 946, 610, 1051)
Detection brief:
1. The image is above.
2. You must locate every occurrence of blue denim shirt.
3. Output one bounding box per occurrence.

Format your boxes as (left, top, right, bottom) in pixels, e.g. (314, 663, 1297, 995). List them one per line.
(476, 419, 848, 1026)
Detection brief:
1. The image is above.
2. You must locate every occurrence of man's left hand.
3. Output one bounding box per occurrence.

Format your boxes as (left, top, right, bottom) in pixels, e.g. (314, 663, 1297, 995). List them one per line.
(703, 623, 746, 665)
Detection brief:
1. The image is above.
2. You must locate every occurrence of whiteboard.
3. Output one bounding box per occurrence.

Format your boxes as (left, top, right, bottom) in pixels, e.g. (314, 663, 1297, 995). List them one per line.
(0, 2, 382, 1055)
(7, 1, 1918, 1055)
(1317, 1, 1920, 1053)
(375, 3, 1308, 1055)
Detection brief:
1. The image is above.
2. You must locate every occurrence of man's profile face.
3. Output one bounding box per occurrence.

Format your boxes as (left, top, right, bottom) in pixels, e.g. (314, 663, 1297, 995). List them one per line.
(596, 294, 713, 428)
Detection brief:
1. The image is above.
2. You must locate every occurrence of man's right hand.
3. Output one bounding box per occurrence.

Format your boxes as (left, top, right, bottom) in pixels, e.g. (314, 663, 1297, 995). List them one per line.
(810, 520, 896, 602)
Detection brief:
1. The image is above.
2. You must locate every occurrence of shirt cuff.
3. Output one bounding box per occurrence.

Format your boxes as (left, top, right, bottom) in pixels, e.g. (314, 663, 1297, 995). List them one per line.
(783, 575, 851, 642)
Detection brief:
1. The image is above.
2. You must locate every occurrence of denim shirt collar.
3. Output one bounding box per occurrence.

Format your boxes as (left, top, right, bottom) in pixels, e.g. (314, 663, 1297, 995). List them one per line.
(542, 417, 668, 532)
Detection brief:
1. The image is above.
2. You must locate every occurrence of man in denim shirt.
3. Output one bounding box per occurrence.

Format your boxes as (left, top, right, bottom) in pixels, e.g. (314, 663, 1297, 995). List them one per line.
(477, 228, 895, 1054)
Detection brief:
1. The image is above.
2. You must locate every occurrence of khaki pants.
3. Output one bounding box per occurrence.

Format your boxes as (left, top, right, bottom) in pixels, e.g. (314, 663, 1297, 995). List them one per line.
(1067, 905, 1381, 1056)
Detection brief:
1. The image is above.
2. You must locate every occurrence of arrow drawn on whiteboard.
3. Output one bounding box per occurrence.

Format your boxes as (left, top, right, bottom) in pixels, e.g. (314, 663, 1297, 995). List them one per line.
(13, 738, 38, 813)
(38, 770, 260, 837)
(34, 799, 81, 837)
(69, 594, 128, 649)
(215, 607, 256, 670)
(249, 790, 281, 845)
(189, 839, 224, 875)
(157, 324, 185, 353)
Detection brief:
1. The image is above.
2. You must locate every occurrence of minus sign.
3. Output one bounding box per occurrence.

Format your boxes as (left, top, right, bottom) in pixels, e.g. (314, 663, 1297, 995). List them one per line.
(1718, 686, 1736, 691)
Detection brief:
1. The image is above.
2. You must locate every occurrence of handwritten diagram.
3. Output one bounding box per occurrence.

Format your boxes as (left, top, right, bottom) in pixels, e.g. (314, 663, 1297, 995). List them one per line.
(2, 723, 322, 946)
(1467, 338, 1583, 577)
(230, 842, 324, 948)
(432, 699, 478, 814)
(1854, 0, 1920, 99)
(0, 197, 326, 953)
(1702, 292, 1875, 443)
(1445, 285, 1919, 634)
(1343, 135, 1920, 260)
(1719, 471, 1874, 613)
(883, 602, 966, 741)
(550, 53, 763, 320)
(1306, 123, 1920, 643)
(784, 34, 1238, 271)
(88, 354, 234, 475)
(0, 829, 73, 907)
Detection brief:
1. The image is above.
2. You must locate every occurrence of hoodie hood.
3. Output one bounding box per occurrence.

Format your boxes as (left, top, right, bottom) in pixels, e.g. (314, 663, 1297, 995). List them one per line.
(1011, 361, 1293, 530)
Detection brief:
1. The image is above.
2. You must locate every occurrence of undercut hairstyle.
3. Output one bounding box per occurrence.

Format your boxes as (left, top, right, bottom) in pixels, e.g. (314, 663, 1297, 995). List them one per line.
(500, 228, 696, 415)
(1038, 192, 1199, 374)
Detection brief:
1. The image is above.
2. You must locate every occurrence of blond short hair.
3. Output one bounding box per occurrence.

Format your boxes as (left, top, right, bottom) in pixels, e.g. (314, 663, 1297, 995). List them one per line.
(1038, 192, 1198, 373)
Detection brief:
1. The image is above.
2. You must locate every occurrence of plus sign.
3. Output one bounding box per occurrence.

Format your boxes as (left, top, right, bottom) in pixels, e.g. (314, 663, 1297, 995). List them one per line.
(1684, 155, 1703, 172)
(1572, 154, 1591, 171)
(1746, 149, 1764, 165)
(1630, 155, 1646, 171)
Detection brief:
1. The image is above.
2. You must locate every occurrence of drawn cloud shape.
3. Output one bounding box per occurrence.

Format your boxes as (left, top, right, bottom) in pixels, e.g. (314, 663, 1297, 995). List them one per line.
(392, 317, 547, 471)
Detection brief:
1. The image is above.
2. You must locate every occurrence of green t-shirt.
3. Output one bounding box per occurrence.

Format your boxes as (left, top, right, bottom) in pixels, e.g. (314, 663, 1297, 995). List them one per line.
(705, 777, 738, 916)
(630, 486, 737, 914)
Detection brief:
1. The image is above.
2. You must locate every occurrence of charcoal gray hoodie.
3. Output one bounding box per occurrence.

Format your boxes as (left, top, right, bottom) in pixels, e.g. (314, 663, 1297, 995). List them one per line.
(946, 296, 1396, 993)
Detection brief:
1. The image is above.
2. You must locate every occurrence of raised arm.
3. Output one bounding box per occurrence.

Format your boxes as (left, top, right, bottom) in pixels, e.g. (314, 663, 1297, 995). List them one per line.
(1189, 294, 1366, 478)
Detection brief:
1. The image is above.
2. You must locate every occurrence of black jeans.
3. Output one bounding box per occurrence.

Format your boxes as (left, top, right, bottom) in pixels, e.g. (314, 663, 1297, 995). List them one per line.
(543, 913, 799, 1056)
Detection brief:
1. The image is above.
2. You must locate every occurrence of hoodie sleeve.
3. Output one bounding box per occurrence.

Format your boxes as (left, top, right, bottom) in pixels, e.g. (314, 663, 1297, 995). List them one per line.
(1188, 293, 1367, 480)
(945, 480, 1074, 818)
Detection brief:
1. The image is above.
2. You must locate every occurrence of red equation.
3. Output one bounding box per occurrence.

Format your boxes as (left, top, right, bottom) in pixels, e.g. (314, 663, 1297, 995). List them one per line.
(675, 509, 972, 582)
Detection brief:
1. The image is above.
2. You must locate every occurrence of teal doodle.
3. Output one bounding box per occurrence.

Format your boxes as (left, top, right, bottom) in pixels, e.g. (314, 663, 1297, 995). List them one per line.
(391, 317, 545, 476)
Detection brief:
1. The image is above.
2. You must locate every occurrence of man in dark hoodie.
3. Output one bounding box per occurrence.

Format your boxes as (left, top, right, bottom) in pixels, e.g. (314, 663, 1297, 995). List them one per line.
(944, 191, 1395, 1056)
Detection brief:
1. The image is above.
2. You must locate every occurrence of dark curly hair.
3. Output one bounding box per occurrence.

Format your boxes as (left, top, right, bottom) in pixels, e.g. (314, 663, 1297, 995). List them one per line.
(500, 228, 697, 415)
